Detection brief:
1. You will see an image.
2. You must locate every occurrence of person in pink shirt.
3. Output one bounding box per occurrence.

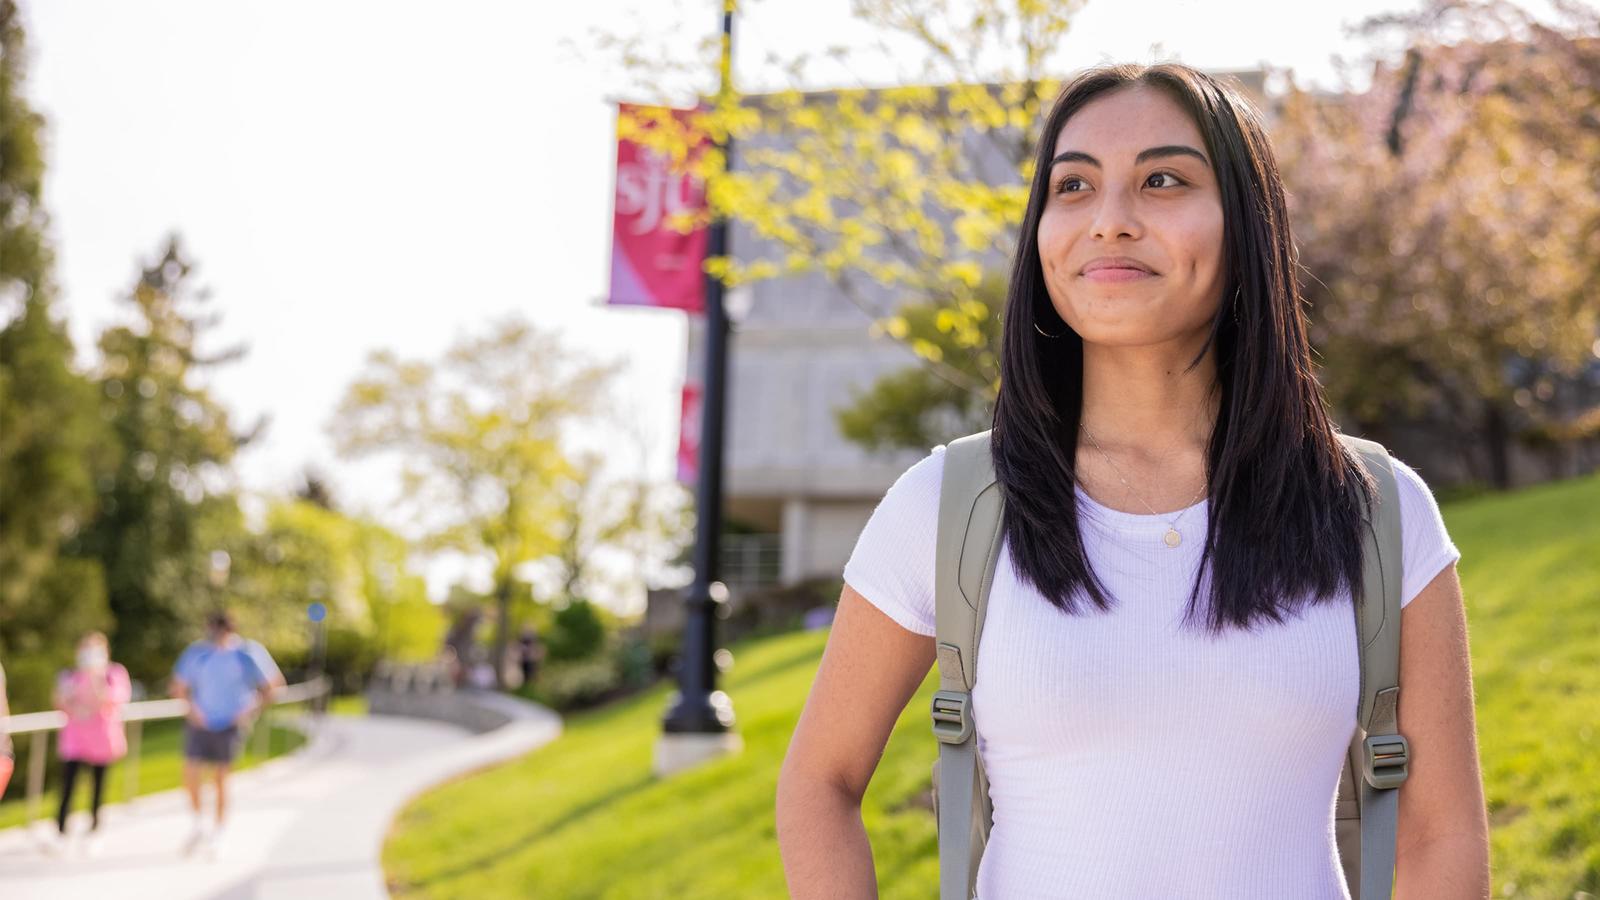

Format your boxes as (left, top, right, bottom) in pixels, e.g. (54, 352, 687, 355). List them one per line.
(51, 632, 131, 852)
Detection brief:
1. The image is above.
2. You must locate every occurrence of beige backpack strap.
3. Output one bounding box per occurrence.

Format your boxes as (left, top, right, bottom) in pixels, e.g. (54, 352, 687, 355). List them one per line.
(932, 430, 1003, 900)
(1335, 434, 1410, 900)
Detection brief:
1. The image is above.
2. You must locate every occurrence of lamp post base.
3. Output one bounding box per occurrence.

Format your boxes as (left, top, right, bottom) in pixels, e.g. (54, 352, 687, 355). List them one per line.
(653, 730, 744, 777)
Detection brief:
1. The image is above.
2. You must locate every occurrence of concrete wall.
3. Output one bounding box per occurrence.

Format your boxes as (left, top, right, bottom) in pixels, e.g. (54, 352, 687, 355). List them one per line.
(366, 689, 514, 735)
(779, 497, 880, 584)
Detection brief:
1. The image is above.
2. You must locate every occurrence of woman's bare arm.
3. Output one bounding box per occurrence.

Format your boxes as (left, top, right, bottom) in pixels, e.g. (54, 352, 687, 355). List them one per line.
(1393, 562, 1491, 898)
(777, 584, 936, 899)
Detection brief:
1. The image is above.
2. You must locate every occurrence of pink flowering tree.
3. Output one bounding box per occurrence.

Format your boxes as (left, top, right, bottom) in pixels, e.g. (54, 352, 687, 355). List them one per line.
(1277, 0, 1600, 486)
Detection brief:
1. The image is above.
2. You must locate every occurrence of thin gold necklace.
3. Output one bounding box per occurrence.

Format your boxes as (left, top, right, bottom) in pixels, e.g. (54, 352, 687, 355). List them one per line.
(1079, 423, 1207, 548)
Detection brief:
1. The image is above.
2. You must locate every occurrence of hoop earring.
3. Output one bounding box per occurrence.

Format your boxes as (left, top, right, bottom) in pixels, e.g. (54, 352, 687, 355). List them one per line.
(1034, 321, 1063, 339)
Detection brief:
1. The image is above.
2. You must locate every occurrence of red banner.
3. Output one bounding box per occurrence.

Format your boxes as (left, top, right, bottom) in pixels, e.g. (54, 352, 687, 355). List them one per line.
(608, 103, 709, 313)
(677, 381, 703, 486)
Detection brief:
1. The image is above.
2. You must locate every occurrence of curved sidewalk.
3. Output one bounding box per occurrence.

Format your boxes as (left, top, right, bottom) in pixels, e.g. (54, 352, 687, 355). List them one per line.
(0, 693, 561, 900)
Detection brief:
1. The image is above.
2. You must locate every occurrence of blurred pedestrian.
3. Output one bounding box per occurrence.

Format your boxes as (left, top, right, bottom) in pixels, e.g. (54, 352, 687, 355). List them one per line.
(170, 610, 283, 856)
(516, 626, 543, 687)
(442, 607, 483, 689)
(48, 632, 131, 855)
(467, 650, 495, 691)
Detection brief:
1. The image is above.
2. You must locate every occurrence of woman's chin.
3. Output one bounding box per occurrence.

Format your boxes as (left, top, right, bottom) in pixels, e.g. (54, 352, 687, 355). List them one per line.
(1072, 316, 1211, 349)
(1059, 297, 1218, 348)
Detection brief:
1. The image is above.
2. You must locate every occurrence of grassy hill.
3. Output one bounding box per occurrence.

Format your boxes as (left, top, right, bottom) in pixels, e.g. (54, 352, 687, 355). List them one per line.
(1445, 473, 1599, 892)
(382, 473, 1600, 898)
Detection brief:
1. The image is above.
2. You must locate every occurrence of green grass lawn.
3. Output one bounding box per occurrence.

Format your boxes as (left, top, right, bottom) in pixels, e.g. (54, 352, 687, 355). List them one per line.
(0, 709, 308, 831)
(328, 693, 369, 717)
(383, 472, 1600, 898)
(1446, 474, 1600, 893)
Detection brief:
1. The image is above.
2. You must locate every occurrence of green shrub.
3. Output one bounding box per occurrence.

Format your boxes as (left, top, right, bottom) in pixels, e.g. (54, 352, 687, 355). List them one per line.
(545, 599, 606, 662)
(522, 655, 621, 711)
(520, 634, 658, 713)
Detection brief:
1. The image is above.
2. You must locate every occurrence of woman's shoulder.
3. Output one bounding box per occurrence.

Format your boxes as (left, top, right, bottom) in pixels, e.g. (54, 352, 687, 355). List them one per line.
(1383, 453, 1462, 607)
(864, 444, 948, 524)
(1386, 453, 1426, 488)
(843, 445, 949, 637)
(1386, 455, 1446, 523)
(897, 442, 947, 488)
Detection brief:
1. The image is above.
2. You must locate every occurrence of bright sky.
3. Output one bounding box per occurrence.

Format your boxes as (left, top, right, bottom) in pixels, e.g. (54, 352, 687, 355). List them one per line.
(20, 0, 1421, 604)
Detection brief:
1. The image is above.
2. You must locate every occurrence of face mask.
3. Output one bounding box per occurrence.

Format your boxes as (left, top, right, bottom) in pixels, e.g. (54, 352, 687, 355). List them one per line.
(77, 648, 108, 670)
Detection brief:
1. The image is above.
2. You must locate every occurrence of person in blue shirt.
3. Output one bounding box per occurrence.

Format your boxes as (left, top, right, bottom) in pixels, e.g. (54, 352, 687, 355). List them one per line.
(170, 610, 283, 854)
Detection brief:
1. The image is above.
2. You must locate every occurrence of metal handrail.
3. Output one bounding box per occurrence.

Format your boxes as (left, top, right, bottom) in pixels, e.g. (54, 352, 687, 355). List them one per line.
(721, 532, 781, 587)
(1, 677, 330, 827)
(0, 679, 327, 736)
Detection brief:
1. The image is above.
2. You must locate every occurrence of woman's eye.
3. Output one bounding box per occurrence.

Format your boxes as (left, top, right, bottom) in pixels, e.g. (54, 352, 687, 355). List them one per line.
(1147, 171, 1183, 188)
(1055, 176, 1086, 194)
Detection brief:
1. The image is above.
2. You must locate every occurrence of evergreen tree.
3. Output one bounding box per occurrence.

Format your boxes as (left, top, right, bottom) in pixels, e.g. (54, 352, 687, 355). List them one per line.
(69, 237, 254, 685)
(0, 0, 115, 709)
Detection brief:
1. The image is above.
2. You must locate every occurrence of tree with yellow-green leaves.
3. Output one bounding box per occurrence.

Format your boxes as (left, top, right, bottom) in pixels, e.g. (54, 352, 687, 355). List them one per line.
(330, 317, 619, 687)
(544, 449, 693, 611)
(201, 494, 445, 691)
(836, 270, 1006, 451)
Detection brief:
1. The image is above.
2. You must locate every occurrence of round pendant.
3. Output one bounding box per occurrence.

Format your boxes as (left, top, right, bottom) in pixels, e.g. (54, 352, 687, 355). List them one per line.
(1163, 528, 1182, 548)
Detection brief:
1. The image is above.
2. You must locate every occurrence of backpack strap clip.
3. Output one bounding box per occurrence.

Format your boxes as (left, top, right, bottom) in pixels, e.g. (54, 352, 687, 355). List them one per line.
(931, 689, 973, 745)
(1361, 733, 1410, 789)
(1359, 683, 1409, 790)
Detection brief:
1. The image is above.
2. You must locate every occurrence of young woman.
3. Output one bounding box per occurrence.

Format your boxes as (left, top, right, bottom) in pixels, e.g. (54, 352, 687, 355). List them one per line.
(53, 631, 132, 851)
(776, 63, 1490, 898)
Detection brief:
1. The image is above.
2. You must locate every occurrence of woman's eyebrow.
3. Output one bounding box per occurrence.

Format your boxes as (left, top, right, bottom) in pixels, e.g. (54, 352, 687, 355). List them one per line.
(1049, 145, 1209, 168)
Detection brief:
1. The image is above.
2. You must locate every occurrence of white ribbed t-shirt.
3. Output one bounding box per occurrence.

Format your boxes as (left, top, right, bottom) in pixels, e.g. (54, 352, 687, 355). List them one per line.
(843, 446, 1461, 899)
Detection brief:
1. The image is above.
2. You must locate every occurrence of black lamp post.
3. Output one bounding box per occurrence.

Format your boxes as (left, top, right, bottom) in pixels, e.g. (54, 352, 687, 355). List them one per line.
(659, 0, 739, 751)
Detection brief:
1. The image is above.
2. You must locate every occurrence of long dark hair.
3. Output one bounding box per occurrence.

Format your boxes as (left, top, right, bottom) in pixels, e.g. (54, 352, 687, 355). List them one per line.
(992, 62, 1374, 635)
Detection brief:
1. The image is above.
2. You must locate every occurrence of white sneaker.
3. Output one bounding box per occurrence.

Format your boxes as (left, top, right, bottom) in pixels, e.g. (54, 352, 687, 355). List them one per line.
(200, 824, 224, 859)
(82, 832, 103, 858)
(181, 820, 208, 856)
(35, 827, 65, 856)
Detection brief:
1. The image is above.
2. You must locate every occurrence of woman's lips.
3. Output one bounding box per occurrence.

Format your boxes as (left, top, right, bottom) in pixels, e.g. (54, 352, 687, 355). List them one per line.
(1082, 267, 1156, 283)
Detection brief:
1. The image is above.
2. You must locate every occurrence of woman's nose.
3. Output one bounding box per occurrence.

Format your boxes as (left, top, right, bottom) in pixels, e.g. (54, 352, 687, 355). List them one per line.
(1088, 184, 1143, 241)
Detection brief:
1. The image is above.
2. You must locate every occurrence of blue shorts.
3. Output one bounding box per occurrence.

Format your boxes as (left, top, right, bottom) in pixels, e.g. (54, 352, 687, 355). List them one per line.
(183, 724, 242, 764)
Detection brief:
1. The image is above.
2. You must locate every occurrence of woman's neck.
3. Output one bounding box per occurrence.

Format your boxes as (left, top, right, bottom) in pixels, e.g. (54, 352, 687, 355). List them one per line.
(1079, 337, 1219, 456)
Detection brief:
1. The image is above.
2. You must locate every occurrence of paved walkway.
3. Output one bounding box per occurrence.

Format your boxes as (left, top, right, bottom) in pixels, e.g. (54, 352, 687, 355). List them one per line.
(0, 696, 561, 900)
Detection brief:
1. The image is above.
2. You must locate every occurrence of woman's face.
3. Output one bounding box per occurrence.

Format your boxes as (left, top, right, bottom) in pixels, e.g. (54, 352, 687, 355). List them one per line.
(77, 636, 108, 667)
(1036, 84, 1227, 349)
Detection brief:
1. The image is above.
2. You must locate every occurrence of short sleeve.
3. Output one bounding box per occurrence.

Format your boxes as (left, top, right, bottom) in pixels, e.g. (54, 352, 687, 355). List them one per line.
(246, 641, 283, 685)
(842, 446, 945, 637)
(173, 643, 199, 684)
(1391, 456, 1462, 608)
(106, 664, 132, 706)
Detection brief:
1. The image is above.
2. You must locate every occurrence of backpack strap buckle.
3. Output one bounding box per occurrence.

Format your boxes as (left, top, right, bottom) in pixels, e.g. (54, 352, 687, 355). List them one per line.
(931, 690, 973, 744)
(1361, 733, 1410, 789)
